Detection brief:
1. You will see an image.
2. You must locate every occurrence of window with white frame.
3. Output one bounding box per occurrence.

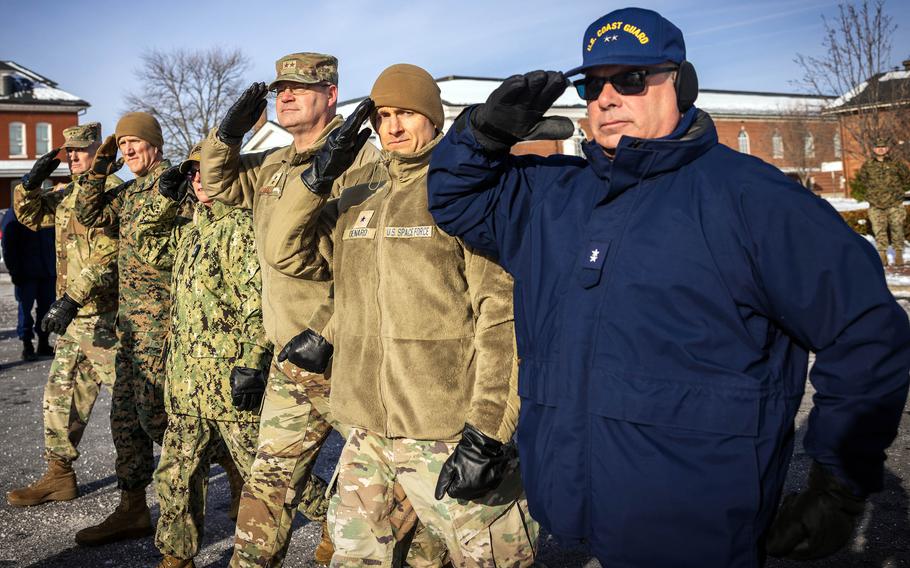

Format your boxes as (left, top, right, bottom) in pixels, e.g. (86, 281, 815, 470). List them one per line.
(772, 131, 784, 158)
(9, 122, 26, 157)
(804, 133, 815, 158)
(738, 128, 750, 154)
(35, 123, 52, 155)
(833, 132, 842, 158)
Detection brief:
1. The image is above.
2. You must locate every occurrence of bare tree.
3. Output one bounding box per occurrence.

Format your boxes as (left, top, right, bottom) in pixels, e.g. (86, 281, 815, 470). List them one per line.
(794, 0, 907, 162)
(125, 47, 251, 159)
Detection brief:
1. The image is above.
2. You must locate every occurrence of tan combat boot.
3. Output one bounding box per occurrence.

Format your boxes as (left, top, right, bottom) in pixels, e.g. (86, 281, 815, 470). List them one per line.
(6, 460, 77, 506)
(895, 248, 904, 266)
(216, 455, 244, 521)
(156, 555, 196, 568)
(314, 519, 334, 566)
(880, 251, 889, 266)
(74, 488, 154, 546)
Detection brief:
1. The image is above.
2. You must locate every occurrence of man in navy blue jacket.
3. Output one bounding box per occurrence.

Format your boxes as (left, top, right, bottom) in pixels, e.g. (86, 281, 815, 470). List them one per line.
(1, 207, 56, 361)
(427, 7, 910, 567)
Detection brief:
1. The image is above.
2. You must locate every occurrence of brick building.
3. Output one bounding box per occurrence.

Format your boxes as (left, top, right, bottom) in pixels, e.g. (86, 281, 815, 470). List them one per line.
(824, 60, 910, 194)
(0, 61, 89, 209)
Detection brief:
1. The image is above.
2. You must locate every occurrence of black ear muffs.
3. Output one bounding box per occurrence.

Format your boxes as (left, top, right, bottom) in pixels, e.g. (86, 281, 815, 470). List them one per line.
(674, 61, 698, 112)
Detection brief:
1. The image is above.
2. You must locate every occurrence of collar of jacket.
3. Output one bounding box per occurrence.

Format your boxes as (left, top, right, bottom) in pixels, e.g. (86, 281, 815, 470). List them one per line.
(288, 115, 345, 166)
(379, 133, 443, 184)
(132, 160, 171, 193)
(583, 108, 717, 200)
(194, 199, 235, 226)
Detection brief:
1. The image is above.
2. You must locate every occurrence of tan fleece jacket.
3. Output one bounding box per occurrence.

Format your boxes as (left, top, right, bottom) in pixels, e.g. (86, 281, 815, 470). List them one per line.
(199, 116, 379, 351)
(264, 135, 520, 442)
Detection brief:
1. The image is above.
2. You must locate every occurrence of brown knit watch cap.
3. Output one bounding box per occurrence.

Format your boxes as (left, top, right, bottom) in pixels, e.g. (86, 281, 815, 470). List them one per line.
(115, 112, 164, 149)
(369, 64, 444, 130)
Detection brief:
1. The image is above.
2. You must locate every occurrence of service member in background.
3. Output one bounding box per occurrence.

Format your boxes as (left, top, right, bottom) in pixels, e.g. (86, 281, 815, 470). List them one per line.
(854, 137, 910, 266)
(72, 112, 194, 546)
(6, 123, 120, 508)
(152, 145, 271, 568)
(426, 7, 910, 566)
(199, 52, 379, 567)
(271, 64, 538, 567)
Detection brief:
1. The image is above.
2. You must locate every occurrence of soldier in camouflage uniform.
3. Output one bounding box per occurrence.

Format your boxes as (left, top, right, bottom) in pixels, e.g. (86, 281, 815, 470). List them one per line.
(152, 146, 272, 568)
(200, 53, 380, 567)
(6, 123, 121, 508)
(72, 112, 193, 546)
(272, 64, 538, 567)
(855, 138, 910, 266)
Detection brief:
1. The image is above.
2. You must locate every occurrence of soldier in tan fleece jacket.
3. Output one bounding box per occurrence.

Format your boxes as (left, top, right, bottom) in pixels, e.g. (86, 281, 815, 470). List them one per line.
(266, 64, 538, 567)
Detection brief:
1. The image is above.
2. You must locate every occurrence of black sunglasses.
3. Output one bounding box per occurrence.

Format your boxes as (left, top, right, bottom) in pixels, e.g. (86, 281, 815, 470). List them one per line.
(573, 67, 678, 100)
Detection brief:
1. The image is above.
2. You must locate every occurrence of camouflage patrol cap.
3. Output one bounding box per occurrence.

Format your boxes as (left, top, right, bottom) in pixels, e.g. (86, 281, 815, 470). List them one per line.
(178, 142, 203, 175)
(268, 52, 338, 89)
(874, 137, 891, 148)
(62, 122, 102, 149)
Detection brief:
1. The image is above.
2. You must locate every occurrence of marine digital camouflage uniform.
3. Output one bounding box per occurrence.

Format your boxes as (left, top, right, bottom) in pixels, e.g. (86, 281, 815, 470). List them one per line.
(13, 167, 122, 464)
(154, 200, 272, 560)
(76, 160, 191, 490)
(855, 156, 910, 254)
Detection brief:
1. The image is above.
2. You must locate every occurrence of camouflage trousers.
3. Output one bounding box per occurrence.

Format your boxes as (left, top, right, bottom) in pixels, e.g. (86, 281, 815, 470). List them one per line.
(154, 413, 259, 559)
(230, 359, 334, 567)
(329, 429, 539, 568)
(42, 312, 118, 463)
(869, 205, 907, 252)
(112, 331, 169, 490)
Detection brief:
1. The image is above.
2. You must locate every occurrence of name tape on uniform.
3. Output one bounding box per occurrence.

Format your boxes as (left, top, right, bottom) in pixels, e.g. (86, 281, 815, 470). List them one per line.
(384, 226, 434, 239)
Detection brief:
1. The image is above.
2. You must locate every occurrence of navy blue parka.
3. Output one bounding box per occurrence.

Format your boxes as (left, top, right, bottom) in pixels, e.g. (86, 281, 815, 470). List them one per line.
(427, 107, 910, 567)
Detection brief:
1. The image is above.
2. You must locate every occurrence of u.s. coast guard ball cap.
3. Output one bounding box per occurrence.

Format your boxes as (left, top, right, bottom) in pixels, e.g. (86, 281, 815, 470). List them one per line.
(566, 7, 686, 76)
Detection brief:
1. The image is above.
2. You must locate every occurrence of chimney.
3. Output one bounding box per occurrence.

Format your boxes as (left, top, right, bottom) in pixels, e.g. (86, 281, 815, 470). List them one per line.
(0, 74, 12, 96)
(903, 59, 910, 71)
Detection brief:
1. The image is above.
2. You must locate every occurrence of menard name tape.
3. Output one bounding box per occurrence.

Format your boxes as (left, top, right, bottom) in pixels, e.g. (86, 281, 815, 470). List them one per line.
(384, 226, 433, 238)
(344, 227, 377, 240)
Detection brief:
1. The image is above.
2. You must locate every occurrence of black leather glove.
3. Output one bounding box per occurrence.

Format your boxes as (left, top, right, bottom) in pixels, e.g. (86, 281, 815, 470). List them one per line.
(230, 367, 267, 411)
(218, 82, 268, 145)
(90, 135, 123, 177)
(158, 165, 186, 201)
(23, 148, 61, 190)
(766, 461, 866, 560)
(41, 294, 81, 335)
(434, 423, 517, 501)
(276, 328, 334, 373)
(301, 97, 374, 196)
(470, 70, 575, 154)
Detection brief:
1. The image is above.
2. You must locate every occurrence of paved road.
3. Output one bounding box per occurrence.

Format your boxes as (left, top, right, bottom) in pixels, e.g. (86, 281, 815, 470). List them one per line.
(0, 274, 907, 567)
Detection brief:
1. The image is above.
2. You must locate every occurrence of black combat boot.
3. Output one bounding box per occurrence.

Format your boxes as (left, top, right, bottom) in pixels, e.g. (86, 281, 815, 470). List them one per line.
(22, 340, 37, 361)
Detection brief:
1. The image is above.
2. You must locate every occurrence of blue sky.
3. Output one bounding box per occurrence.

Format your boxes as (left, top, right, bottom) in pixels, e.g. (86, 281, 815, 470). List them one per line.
(5, 0, 910, 140)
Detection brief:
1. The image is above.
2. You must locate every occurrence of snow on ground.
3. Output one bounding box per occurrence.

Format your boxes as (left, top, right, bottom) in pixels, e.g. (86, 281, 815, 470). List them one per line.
(825, 197, 869, 211)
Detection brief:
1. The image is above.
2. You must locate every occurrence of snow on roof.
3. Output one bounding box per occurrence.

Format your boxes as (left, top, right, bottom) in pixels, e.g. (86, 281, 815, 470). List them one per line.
(880, 70, 910, 82)
(436, 77, 584, 108)
(696, 90, 828, 115)
(30, 86, 82, 102)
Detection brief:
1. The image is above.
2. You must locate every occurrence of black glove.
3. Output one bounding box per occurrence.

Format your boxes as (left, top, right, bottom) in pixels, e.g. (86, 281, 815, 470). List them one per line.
(470, 70, 575, 154)
(41, 294, 81, 335)
(230, 367, 267, 411)
(276, 328, 334, 373)
(90, 135, 123, 177)
(766, 461, 866, 560)
(158, 165, 187, 201)
(301, 97, 374, 196)
(434, 423, 517, 501)
(218, 82, 268, 145)
(22, 148, 62, 190)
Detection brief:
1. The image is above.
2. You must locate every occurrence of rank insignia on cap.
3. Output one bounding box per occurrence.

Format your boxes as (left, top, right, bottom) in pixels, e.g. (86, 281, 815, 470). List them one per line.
(281, 60, 298, 73)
